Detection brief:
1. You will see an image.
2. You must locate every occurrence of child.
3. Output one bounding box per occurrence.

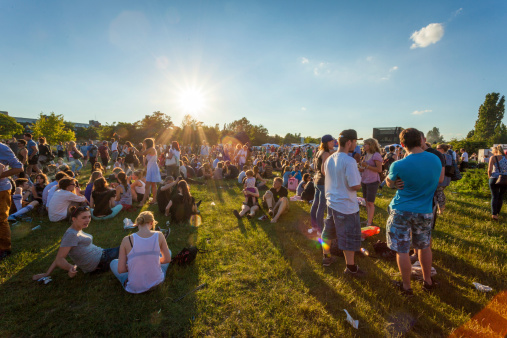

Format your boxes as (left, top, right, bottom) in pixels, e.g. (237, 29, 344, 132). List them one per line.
(282, 167, 293, 187)
(243, 170, 257, 205)
(8, 178, 39, 221)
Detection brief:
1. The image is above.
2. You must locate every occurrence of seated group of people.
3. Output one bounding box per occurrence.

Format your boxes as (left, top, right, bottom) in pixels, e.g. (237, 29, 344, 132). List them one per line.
(32, 209, 172, 294)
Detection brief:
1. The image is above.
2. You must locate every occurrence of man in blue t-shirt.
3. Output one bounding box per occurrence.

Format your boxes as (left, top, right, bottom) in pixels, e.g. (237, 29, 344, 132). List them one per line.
(386, 128, 441, 296)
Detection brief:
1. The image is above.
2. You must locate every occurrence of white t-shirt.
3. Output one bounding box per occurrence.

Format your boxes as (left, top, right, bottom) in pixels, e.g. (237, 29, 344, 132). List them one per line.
(200, 145, 209, 156)
(111, 141, 118, 152)
(179, 165, 187, 178)
(238, 171, 247, 184)
(48, 190, 87, 222)
(462, 152, 468, 162)
(237, 149, 247, 164)
(46, 184, 59, 206)
(324, 152, 361, 214)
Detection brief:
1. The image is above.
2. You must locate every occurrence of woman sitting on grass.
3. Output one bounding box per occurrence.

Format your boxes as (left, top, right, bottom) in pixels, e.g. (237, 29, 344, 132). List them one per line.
(130, 170, 146, 205)
(109, 211, 171, 294)
(233, 173, 260, 219)
(164, 180, 197, 223)
(90, 177, 123, 220)
(84, 171, 103, 203)
(32, 206, 119, 280)
(31, 173, 48, 204)
(115, 172, 132, 210)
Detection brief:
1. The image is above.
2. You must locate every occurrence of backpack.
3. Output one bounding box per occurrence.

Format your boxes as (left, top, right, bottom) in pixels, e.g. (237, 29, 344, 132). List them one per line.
(287, 177, 298, 192)
(372, 240, 397, 260)
(172, 246, 206, 266)
(382, 153, 395, 172)
(89, 145, 98, 158)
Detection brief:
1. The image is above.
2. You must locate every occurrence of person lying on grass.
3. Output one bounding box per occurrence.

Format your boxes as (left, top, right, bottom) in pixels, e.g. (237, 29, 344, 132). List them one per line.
(32, 206, 119, 281)
(109, 211, 171, 294)
(263, 177, 289, 223)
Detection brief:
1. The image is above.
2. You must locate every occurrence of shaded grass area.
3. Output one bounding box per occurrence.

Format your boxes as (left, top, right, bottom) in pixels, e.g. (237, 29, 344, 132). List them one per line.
(1, 170, 506, 336)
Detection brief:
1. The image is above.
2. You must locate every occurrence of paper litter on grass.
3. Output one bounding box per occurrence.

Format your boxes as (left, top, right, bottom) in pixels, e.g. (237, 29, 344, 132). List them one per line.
(211, 202, 216, 206)
(473, 282, 492, 292)
(344, 309, 359, 329)
(411, 261, 437, 277)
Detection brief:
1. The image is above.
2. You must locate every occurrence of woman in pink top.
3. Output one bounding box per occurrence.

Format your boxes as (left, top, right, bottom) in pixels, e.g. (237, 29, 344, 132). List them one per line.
(110, 211, 171, 293)
(359, 138, 383, 226)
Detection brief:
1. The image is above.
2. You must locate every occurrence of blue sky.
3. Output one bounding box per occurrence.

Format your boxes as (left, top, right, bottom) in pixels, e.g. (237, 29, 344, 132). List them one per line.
(1, 0, 506, 140)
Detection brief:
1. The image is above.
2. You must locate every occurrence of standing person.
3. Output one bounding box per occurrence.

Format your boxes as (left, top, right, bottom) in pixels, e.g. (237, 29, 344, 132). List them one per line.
(0, 144, 24, 261)
(135, 138, 161, 205)
(460, 148, 468, 172)
(385, 128, 441, 296)
(56, 142, 64, 159)
(310, 135, 335, 233)
(320, 130, 365, 277)
(236, 145, 248, 170)
(111, 138, 119, 164)
(436, 144, 452, 214)
(16, 139, 28, 170)
(98, 141, 110, 169)
(87, 141, 98, 168)
(359, 138, 383, 226)
(24, 133, 39, 176)
(487, 145, 507, 221)
(110, 211, 171, 293)
(32, 206, 119, 280)
(124, 141, 138, 173)
(200, 141, 209, 161)
(9, 137, 18, 155)
(67, 141, 84, 175)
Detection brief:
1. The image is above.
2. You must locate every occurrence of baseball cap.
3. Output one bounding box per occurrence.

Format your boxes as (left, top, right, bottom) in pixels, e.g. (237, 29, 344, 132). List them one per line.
(321, 134, 335, 143)
(339, 129, 363, 141)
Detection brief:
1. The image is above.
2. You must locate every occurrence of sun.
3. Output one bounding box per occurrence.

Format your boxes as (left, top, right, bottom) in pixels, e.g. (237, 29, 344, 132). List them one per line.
(178, 88, 206, 113)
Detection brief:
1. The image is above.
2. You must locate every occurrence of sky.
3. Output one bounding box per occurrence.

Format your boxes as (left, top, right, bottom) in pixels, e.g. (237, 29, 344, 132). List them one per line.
(1, 0, 506, 140)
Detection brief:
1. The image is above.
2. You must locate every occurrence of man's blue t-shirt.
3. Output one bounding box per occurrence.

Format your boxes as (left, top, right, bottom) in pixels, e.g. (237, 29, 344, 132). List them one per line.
(282, 171, 292, 187)
(27, 139, 38, 156)
(388, 151, 441, 214)
(291, 170, 302, 182)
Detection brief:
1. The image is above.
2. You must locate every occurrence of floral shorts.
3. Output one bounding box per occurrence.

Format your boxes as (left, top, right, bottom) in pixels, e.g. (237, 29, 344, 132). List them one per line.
(386, 209, 433, 254)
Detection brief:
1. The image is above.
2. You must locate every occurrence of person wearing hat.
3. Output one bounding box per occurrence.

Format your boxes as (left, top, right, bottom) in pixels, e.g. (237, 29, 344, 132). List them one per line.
(321, 129, 366, 277)
(310, 134, 336, 234)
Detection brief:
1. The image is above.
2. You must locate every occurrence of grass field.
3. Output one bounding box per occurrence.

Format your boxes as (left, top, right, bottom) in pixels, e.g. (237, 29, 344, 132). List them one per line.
(1, 168, 506, 337)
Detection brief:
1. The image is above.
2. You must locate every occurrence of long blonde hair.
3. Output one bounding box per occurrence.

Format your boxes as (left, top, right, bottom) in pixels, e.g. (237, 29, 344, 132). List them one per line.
(363, 138, 381, 154)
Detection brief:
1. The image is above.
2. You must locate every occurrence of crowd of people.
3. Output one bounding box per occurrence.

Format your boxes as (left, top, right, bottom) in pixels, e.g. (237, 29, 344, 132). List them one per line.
(0, 128, 501, 297)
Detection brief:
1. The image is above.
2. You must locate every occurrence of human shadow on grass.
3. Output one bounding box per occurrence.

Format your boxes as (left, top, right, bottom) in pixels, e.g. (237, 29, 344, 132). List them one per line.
(0, 214, 202, 337)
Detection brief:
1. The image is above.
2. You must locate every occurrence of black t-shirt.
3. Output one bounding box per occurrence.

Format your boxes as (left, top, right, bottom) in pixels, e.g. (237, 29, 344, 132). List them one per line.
(270, 186, 288, 203)
(91, 189, 116, 216)
(170, 194, 195, 223)
(227, 165, 239, 178)
(425, 148, 445, 167)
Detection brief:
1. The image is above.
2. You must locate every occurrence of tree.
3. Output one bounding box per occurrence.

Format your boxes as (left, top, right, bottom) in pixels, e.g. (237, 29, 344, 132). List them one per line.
(0, 114, 24, 139)
(426, 127, 444, 144)
(75, 126, 99, 141)
(282, 132, 301, 144)
(32, 112, 75, 144)
(473, 92, 505, 141)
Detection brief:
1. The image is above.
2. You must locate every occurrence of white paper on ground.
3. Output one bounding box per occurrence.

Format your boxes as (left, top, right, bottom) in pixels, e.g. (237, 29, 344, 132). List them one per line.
(343, 309, 359, 329)
(473, 282, 492, 292)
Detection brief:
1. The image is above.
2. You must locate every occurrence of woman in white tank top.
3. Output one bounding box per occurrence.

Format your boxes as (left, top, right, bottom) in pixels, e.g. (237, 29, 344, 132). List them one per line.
(110, 211, 171, 293)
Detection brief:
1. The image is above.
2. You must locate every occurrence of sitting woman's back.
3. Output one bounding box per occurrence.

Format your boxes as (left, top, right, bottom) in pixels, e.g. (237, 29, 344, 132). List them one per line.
(170, 180, 196, 223)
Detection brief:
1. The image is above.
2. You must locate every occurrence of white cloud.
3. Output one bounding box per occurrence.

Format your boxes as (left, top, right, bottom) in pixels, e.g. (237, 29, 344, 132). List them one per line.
(300, 57, 309, 64)
(366, 56, 374, 62)
(410, 23, 444, 49)
(452, 8, 463, 19)
(412, 109, 432, 115)
(313, 62, 330, 76)
(390, 66, 398, 72)
(301, 107, 307, 111)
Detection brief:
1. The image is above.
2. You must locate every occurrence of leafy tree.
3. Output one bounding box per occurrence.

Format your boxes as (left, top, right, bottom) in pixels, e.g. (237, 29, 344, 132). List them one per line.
(0, 114, 24, 139)
(304, 136, 320, 144)
(32, 112, 75, 144)
(97, 123, 117, 141)
(426, 127, 444, 144)
(473, 92, 505, 140)
(63, 121, 75, 132)
(282, 132, 301, 144)
(75, 126, 99, 141)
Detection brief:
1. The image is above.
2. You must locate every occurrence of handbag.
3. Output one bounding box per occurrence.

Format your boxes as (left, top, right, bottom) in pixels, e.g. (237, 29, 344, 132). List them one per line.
(494, 156, 507, 185)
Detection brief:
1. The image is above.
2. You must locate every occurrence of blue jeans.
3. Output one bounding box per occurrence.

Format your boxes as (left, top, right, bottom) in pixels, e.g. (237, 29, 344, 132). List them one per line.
(91, 204, 123, 221)
(109, 249, 171, 291)
(489, 178, 507, 216)
(310, 184, 326, 232)
(71, 158, 83, 172)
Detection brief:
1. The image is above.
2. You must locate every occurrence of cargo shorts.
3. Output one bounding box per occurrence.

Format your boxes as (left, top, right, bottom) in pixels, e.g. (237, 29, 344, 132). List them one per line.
(386, 209, 433, 254)
(322, 208, 361, 252)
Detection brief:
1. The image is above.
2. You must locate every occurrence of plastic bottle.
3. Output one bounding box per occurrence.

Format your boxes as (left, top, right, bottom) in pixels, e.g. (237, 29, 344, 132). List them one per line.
(360, 248, 369, 256)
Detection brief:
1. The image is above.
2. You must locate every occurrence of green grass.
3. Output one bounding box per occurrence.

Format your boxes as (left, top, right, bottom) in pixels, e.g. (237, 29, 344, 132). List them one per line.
(1, 168, 506, 337)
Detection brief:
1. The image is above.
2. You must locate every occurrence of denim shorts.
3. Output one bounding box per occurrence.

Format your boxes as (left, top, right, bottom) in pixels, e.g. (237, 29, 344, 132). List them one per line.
(361, 182, 379, 203)
(386, 209, 433, 253)
(322, 208, 361, 252)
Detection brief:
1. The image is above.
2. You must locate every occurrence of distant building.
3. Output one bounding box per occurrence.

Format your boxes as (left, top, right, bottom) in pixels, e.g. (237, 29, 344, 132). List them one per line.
(373, 127, 404, 146)
(0, 111, 100, 130)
